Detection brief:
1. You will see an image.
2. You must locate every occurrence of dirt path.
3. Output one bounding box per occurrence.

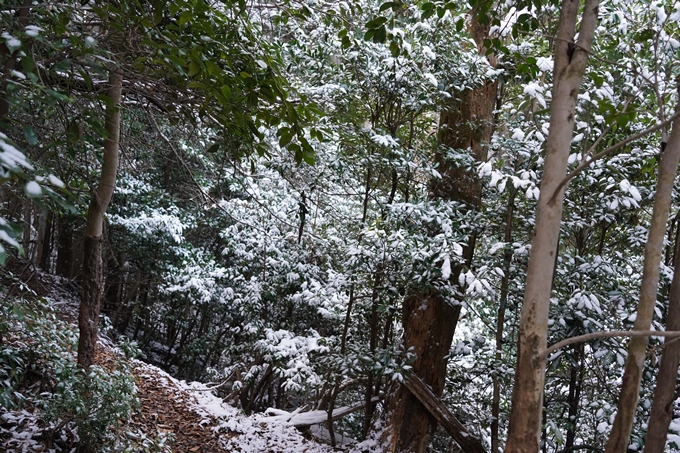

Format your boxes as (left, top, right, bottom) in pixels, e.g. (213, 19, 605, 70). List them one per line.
(97, 344, 230, 452)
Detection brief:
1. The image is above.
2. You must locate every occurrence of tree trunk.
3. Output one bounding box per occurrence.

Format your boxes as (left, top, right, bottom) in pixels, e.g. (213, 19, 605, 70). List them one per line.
(77, 69, 123, 369)
(22, 200, 31, 255)
(606, 105, 680, 453)
(492, 187, 517, 453)
(39, 210, 53, 270)
(565, 345, 584, 450)
(380, 14, 497, 451)
(56, 215, 73, 278)
(0, 0, 31, 128)
(642, 221, 680, 453)
(504, 0, 599, 451)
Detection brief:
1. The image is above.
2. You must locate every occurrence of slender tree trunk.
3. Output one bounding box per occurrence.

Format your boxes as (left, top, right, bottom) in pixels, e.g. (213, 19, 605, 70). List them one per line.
(380, 13, 497, 452)
(642, 222, 680, 453)
(22, 200, 31, 251)
(77, 69, 122, 369)
(504, 0, 599, 451)
(32, 207, 41, 264)
(0, 0, 31, 128)
(565, 345, 584, 449)
(363, 263, 384, 438)
(492, 187, 517, 453)
(39, 210, 53, 270)
(606, 106, 680, 453)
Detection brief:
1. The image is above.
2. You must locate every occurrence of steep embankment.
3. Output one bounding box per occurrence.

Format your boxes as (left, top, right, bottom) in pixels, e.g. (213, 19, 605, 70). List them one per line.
(0, 263, 347, 452)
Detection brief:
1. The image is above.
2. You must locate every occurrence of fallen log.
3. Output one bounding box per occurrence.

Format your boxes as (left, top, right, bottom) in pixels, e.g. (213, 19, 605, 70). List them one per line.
(404, 374, 487, 453)
(260, 396, 380, 428)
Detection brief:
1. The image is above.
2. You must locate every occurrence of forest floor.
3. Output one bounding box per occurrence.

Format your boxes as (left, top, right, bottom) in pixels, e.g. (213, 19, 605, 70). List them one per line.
(0, 263, 351, 453)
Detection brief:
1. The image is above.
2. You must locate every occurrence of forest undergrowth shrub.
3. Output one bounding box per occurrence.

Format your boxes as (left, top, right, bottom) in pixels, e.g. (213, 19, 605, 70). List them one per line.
(0, 292, 169, 452)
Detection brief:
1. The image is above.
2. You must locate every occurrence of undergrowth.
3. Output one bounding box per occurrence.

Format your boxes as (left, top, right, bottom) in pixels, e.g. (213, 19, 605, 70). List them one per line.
(0, 286, 172, 452)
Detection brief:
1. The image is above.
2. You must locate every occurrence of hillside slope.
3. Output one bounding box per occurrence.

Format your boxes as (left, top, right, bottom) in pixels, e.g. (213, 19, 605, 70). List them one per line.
(0, 263, 369, 453)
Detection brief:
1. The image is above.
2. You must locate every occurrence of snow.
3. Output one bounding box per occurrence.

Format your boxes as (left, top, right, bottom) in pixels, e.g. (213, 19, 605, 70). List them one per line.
(132, 360, 340, 452)
(441, 256, 451, 280)
(523, 82, 546, 107)
(0, 138, 33, 171)
(24, 25, 44, 37)
(0, 229, 20, 248)
(371, 133, 399, 148)
(424, 73, 438, 87)
(671, 3, 680, 22)
(48, 174, 65, 188)
(536, 56, 553, 72)
(25, 181, 42, 197)
(2, 32, 21, 49)
(422, 45, 436, 60)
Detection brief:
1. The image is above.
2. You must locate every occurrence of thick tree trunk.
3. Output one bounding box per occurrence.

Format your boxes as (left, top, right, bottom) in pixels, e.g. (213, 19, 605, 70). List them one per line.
(77, 69, 122, 369)
(642, 222, 680, 453)
(504, 1, 599, 452)
(380, 15, 497, 452)
(382, 291, 464, 452)
(606, 104, 680, 453)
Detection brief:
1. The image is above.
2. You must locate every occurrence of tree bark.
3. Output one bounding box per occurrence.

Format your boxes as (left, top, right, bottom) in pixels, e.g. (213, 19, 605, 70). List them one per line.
(642, 221, 680, 453)
(404, 374, 487, 453)
(492, 187, 517, 453)
(77, 69, 123, 369)
(380, 14, 497, 451)
(39, 210, 53, 270)
(606, 103, 680, 453)
(565, 345, 584, 450)
(0, 0, 31, 128)
(504, 0, 599, 451)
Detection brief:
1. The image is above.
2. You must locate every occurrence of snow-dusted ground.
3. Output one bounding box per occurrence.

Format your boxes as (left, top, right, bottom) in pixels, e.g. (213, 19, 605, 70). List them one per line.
(136, 357, 361, 452)
(138, 358, 389, 452)
(1, 268, 389, 452)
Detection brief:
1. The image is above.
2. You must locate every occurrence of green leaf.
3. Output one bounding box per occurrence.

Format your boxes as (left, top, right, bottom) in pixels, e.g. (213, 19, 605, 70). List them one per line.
(188, 61, 200, 77)
(365, 17, 387, 29)
(221, 85, 232, 101)
(21, 56, 35, 74)
(390, 41, 400, 57)
(379, 2, 399, 12)
(634, 29, 655, 42)
(373, 26, 387, 43)
(591, 73, 604, 88)
(278, 127, 294, 147)
(615, 112, 628, 127)
(207, 143, 220, 153)
(46, 89, 71, 102)
(23, 125, 37, 145)
(456, 18, 465, 32)
(166, 54, 186, 69)
(179, 10, 192, 26)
